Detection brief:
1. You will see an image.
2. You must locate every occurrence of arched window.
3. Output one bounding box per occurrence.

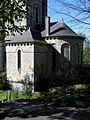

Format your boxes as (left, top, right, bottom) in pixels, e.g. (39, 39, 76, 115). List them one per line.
(42, 0, 45, 23)
(61, 43, 70, 60)
(35, 6, 38, 23)
(17, 50, 21, 69)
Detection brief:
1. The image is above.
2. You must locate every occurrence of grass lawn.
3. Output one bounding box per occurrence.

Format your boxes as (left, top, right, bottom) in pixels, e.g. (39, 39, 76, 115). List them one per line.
(0, 84, 90, 108)
(41, 84, 90, 108)
(0, 91, 40, 101)
(0, 92, 6, 100)
(0, 91, 25, 101)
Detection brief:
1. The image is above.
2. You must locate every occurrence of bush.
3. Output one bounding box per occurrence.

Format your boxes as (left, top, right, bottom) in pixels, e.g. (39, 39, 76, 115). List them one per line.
(21, 74, 33, 98)
(0, 72, 11, 91)
(78, 65, 90, 84)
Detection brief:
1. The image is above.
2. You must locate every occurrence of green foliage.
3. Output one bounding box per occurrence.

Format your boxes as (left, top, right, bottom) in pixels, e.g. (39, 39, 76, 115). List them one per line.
(21, 74, 33, 98)
(83, 47, 90, 66)
(40, 84, 90, 107)
(11, 92, 25, 100)
(0, 91, 23, 101)
(29, 92, 41, 100)
(0, 72, 11, 90)
(1, 84, 90, 108)
(77, 65, 90, 83)
(0, 0, 28, 38)
(68, 84, 87, 90)
(0, 91, 6, 100)
(0, 91, 40, 101)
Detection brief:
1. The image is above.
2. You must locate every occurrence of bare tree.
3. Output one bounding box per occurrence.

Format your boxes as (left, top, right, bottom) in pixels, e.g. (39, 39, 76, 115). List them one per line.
(51, 0, 90, 29)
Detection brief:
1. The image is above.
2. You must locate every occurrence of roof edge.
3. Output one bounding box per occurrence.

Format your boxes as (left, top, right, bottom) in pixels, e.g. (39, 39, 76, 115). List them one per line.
(5, 39, 49, 45)
(43, 35, 85, 40)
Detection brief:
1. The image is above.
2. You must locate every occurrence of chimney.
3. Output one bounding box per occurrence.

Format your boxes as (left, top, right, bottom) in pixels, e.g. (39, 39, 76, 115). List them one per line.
(45, 16, 50, 36)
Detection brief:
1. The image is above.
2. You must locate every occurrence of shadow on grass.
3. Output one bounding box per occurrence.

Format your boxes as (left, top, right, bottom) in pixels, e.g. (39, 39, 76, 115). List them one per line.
(40, 84, 90, 108)
(0, 84, 90, 119)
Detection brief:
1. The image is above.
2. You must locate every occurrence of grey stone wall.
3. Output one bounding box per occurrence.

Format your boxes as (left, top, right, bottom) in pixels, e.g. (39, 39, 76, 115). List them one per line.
(34, 42, 52, 90)
(6, 41, 52, 92)
(6, 36, 83, 91)
(27, 0, 47, 28)
(45, 37, 83, 78)
(6, 43, 34, 92)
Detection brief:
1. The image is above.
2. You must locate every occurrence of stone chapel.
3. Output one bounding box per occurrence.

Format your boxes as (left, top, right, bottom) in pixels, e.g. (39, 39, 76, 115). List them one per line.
(5, 0, 85, 92)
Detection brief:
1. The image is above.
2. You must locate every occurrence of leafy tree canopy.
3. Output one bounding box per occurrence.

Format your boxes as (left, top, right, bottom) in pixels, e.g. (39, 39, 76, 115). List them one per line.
(83, 47, 90, 66)
(0, 0, 28, 38)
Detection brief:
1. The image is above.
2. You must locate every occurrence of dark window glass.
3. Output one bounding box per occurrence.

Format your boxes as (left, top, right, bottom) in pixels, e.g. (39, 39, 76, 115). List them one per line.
(36, 7, 38, 23)
(18, 50, 21, 69)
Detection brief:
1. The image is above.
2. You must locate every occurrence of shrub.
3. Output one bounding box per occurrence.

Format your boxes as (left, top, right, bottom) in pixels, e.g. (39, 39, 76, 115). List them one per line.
(0, 72, 11, 91)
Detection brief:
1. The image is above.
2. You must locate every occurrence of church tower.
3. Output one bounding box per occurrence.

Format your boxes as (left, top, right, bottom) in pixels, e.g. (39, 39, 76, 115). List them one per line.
(27, 0, 47, 29)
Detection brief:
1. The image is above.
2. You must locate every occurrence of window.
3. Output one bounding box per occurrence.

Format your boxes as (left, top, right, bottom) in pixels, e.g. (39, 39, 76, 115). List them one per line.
(61, 43, 69, 60)
(35, 6, 38, 23)
(42, 0, 44, 23)
(17, 50, 21, 69)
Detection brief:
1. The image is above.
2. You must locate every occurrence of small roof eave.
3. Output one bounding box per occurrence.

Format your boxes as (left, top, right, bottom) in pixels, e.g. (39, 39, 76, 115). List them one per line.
(5, 40, 34, 44)
(5, 39, 49, 45)
(43, 35, 85, 41)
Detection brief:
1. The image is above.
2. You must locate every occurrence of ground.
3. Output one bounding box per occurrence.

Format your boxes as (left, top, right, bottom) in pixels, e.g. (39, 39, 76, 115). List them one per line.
(0, 101, 90, 120)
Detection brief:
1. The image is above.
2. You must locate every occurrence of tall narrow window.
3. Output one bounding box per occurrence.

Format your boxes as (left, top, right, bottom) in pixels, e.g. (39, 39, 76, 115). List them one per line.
(17, 50, 21, 69)
(61, 43, 69, 60)
(42, 0, 44, 23)
(36, 6, 38, 23)
(4, 51, 6, 64)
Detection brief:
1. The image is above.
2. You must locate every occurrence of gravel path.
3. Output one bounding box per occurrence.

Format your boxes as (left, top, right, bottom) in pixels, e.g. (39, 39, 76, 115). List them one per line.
(0, 101, 90, 120)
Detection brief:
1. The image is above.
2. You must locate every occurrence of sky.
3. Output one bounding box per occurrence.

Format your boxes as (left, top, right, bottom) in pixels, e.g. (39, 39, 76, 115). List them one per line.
(48, 0, 90, 40)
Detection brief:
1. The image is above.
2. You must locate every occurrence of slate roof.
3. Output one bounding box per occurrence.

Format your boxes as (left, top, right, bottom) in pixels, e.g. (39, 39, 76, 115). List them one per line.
(34, 22, 57, 32)
(41, 21, 82, 37)
(6, 28, 42, 43)
(6, 21, 84, 44)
